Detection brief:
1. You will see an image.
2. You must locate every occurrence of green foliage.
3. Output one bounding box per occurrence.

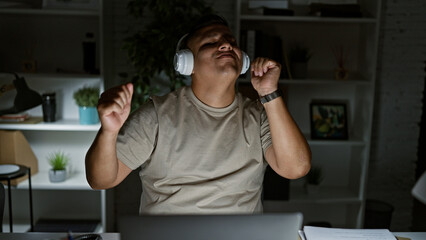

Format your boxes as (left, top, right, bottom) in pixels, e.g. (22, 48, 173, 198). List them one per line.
(122, 0, 215, 110)
(73, 86, 99, 107)
(289, 45, 312, 63)
(306, 166, 324, 185)
(47, 151, 69, 171)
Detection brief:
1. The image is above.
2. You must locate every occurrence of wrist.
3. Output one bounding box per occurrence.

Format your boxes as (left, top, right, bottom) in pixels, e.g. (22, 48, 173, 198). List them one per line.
(258, 88, 278, 97)
(99, 126, 120, 139)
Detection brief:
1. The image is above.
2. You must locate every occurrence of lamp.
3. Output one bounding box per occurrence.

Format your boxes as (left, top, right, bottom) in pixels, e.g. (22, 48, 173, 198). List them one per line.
(412, 171, 426, 205)
(0, 73, 42, 115)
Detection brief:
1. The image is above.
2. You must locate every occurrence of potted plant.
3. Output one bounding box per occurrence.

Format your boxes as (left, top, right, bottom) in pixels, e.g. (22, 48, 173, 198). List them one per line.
(304, 165, 324, 194)
(122, 0, 214, 110)
(73, 86, 99, 124)
(47, 151, 69, 183)
(289, 44, 312, 79)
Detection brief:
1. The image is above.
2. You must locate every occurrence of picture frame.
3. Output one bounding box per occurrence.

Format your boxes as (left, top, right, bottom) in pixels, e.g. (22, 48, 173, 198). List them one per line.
(310, 101, 348, 140)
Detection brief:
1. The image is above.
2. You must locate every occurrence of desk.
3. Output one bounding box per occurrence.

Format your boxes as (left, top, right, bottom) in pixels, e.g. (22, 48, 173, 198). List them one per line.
(0, 232, 424, 240)
(394, 232, 426, 240)
(0, 232, 120, 240)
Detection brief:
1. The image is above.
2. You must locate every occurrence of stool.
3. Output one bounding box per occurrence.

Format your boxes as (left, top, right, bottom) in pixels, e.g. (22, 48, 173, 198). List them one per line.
(0, 164, 33, 232)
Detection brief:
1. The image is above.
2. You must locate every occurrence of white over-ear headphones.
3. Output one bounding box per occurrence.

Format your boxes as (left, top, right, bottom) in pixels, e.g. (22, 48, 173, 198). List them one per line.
(173, 34, 250, 76)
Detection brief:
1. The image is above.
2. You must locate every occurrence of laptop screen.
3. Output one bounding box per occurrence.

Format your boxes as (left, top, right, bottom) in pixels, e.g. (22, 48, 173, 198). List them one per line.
(119, 213, 303, 240)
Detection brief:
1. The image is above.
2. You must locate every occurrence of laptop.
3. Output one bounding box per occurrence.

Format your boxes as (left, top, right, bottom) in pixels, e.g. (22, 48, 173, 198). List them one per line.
(118, 212, 303, 240)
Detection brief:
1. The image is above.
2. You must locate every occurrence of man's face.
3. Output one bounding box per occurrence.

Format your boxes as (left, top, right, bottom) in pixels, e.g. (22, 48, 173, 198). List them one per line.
(188, 24, 243, 78)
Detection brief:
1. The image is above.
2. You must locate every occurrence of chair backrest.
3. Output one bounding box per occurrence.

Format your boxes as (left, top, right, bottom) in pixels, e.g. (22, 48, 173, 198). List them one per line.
(0, 183, 4, 232)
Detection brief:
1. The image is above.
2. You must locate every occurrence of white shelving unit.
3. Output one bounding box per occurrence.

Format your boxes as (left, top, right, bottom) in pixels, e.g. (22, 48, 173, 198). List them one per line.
(0, 1, 106, 232)
(236, 0, 381, 228)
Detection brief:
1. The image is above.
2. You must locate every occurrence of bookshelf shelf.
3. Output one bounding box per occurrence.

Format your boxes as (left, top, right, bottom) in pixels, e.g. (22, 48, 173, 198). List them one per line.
(240, 14, 377, 24)
(0, 8, 99, 17)
(0, 4, 106, 231)
(236, 0, 381, 228)
(16, 171, 93, 190)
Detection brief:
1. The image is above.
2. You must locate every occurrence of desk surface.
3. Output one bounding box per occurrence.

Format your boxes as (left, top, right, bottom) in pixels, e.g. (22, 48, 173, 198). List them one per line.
(0, 232, 119, 240)
(0, 232, 424, 240)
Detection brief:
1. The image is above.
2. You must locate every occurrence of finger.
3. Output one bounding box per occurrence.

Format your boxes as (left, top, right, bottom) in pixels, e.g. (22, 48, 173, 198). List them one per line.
(99, 89, 127, 110)
(98, 101, 126, 116)
(126, 82, 134, 99)
(251, 58, 263, 76)
(122, 83, 133, 104)
(117, 85, 130, 107)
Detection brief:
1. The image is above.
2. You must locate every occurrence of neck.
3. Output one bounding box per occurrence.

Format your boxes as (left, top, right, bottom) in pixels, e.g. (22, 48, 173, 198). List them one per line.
(191, 76, 236, 108)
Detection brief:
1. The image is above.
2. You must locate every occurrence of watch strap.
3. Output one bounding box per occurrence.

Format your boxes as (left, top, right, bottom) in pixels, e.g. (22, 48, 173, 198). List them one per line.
(260, 89, 282, 104)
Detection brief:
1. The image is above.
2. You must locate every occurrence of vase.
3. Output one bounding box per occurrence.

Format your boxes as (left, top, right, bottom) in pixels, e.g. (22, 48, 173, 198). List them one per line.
(335, 67, 349, 80)
(78, 106, 99, 125)
(49, 169, 66, 183)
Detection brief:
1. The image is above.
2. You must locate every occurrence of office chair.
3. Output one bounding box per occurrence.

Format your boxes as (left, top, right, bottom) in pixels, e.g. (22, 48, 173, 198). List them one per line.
(0, 182, 5, 232)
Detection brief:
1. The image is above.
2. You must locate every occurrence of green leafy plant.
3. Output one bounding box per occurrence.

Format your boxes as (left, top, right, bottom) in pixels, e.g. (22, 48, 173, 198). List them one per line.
(73, 86, 99, 107)
(306, 166, 324, 185)
(122, 0, 214, 110)
(47, 151, 69, 171)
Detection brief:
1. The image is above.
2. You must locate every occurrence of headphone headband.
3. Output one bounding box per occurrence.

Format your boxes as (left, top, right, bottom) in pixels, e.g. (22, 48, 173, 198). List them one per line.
(176, 34, 188, 52)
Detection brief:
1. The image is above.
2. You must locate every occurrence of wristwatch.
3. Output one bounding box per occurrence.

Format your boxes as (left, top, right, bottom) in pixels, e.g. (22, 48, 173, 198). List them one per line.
(260, 89, 282, 104)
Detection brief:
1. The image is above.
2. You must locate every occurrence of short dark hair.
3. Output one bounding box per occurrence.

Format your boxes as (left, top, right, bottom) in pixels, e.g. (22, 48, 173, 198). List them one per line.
(183, 14, 229, 49)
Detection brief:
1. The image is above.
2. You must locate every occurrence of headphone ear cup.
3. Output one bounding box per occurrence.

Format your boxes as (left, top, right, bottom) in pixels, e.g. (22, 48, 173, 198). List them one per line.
(174, 49, 194, 76)
(241, 51, 250, 75)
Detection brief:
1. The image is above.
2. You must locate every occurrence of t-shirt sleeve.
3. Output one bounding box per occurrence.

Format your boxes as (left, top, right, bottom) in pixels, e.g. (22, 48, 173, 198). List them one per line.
(116, 99, 158, 170)
(260, 109, 272, 155)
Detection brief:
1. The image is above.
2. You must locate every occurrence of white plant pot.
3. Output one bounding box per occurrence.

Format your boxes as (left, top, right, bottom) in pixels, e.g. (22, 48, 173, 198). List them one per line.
(49, 169, 67, 183)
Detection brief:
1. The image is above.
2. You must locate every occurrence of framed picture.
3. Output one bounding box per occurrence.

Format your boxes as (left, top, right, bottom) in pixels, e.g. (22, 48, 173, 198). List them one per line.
(310, 101, 348, 140)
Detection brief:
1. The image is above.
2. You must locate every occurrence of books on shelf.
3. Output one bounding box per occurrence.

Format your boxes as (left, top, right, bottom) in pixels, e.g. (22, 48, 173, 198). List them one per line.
(248, 0, 289, 9)
(299, 226, 396, 240)
(248, 0, 294, 16)
(240, 29, 288, 79)
(0, 112, 29, 122)
(309, 3, 362, 18)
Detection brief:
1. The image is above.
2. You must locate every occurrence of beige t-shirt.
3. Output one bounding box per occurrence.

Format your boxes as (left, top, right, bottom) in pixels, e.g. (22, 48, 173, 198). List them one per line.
(117, 86, 272, 214)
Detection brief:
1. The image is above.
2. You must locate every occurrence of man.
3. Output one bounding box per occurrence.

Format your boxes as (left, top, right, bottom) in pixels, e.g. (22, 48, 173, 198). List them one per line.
(85, 15, 311, 214)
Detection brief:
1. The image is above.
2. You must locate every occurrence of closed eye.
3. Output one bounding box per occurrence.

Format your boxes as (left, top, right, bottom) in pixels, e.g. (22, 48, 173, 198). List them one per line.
(203, 42, 216, 47)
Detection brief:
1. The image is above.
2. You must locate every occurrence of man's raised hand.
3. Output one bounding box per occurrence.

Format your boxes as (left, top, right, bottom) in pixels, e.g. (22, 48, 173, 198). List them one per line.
(97, 83, 133, 133)
(250, 57, 281, 97)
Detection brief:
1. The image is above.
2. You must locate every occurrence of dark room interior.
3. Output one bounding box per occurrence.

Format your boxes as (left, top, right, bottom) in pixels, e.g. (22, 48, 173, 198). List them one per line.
(0, 0, 424, 239)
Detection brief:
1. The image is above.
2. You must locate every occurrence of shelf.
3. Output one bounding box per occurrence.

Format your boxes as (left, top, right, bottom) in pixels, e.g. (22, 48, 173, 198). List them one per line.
(16, 171, 94, 190)
(289, 186, 360, 204)
(0, 73, 102, 81)
(0, 119, 100, 131)
(2, 222, 31, 233)
(0, 8, 99, 16)
(240, 14, 377, 24)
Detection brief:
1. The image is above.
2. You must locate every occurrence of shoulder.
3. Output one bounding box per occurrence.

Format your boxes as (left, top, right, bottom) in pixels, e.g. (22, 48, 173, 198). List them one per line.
(151, 86, 187, 106)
